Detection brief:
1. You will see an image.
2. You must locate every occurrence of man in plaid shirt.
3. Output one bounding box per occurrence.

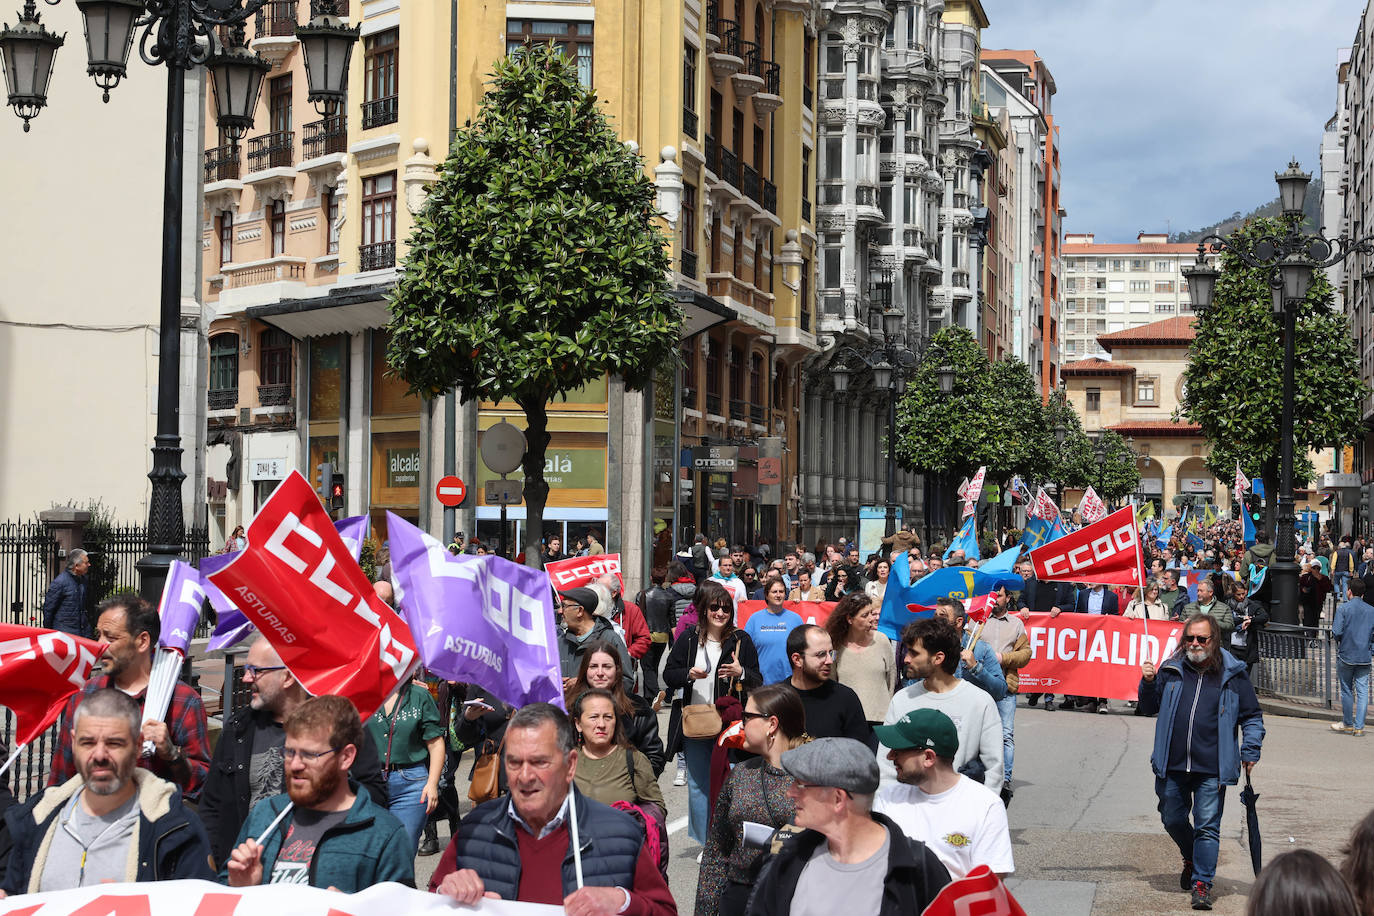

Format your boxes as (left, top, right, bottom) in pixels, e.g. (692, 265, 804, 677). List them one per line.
(47, 595, 210, 799)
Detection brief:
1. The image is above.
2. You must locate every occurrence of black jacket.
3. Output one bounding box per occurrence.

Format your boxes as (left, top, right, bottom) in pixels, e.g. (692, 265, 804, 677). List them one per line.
(626, 693, 667, 775)
(663, 626, 762, 757)
(1018, 578, 1075, 614)
(746, 812, 950, 916)
(2, 771, 214, 894)
(199, 706, 389, 865)
(642, 585, 679, 635)
(1073, 588, 1120, 615)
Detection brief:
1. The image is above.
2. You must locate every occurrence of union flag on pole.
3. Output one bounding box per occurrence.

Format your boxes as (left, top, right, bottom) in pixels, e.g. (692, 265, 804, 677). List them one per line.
(965, 466, 988, 505)
(1029, 505, 1144, 588)
(1079, 486, 1108, 525)
(956, 477, 971, 500)
(0, 626, 103, 746)
(1030, 487, 1061, 522)
(1234, 460, 1250, 505)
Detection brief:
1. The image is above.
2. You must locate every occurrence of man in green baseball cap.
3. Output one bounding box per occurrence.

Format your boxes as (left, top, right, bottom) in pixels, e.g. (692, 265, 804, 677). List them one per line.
(873, 709, 1014, 879)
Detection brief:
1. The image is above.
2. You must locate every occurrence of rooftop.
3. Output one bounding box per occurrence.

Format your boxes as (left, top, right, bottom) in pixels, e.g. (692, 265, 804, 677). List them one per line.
(1097, 317, 1196, 351)
(1107, 420, 1203, 437)
(1061, 357, 1134, 376)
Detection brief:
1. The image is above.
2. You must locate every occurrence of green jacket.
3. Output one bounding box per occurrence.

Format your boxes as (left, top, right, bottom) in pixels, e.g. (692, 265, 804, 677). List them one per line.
(223, 784, 414, 891)
(1183, 599, 1235, 641)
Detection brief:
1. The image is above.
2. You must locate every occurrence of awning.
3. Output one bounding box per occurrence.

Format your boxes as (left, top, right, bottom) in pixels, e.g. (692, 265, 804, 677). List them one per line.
(674, 287, 736, 340)
(247, 283, 393, 339)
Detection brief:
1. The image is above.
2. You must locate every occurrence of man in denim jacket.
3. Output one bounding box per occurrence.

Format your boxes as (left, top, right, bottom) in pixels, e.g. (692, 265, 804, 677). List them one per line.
(1139, 614, 1264, 911)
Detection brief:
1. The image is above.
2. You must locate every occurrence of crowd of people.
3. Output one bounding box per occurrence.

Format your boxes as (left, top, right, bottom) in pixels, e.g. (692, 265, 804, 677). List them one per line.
(10, 514, 1374, 915)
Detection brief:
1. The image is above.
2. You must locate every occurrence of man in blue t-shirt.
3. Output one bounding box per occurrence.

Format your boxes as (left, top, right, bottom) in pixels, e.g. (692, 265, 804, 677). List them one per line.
(744, 580, 805, 683)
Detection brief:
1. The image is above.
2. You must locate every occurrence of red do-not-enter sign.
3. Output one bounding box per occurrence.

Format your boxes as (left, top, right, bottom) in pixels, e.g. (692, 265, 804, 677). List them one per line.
(436, 475, 467, 507)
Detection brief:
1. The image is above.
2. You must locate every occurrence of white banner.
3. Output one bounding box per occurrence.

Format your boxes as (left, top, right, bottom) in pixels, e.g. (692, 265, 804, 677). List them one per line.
(0, 879, 564, 916)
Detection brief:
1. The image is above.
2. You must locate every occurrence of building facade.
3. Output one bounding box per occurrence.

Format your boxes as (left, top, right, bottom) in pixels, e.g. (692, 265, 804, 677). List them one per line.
(981, 49, 1061, 395)
(1060, 233, 1199, 360)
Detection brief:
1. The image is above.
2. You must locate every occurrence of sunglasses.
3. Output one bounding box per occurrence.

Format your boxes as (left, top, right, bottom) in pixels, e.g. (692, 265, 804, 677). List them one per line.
(740, 710, 769, 722)
(1182, 634, 1211, 645)
(707, 603, 730, 612)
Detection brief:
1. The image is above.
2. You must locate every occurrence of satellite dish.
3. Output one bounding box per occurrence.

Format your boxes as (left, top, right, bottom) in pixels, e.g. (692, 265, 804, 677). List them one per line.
(481, 420, 528, 475)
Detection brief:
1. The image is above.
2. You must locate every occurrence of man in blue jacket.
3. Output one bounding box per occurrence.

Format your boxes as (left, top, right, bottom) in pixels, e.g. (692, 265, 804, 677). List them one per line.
(41, 548, 92, 638)
(1139, 614, 1264, 911)
(1332, 577, 1374, 735)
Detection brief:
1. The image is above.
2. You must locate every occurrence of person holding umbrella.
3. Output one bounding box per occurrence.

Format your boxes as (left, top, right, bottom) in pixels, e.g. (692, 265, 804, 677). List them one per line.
(1139, 613, 1265, 911)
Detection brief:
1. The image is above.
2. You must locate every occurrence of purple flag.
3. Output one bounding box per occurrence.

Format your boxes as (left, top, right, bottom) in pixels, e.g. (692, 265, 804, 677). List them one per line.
(202, 516, 370, 652)
(386, 512, 563, 709)
(157, 560, 206, 654)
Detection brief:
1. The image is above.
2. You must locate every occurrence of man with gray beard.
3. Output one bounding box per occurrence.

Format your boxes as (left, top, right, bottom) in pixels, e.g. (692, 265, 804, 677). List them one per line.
(1139, 614, 1264, 912)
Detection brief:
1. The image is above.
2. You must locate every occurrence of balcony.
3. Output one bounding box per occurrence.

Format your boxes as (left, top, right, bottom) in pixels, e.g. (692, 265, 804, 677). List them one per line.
(204, 145, 240, 183)
(359, 240, 396, 271)
(718, 146, 740, 189)
(729, 398, 748, 424)
(801, 198, 811, 221)
(749, 403, 766, 425)
(257, 383, 292, 407)
(706, 393, 723, 416)
(752, 61, 782, 116)
(741, 163, 760, 202)
(225, 259, 306, 288)
(761, 178, 776, 214)
(362, 95, 398, 129)
(704, 1, 720, 52)
(708, 19, 743, 82)
(704, 134, 719, 177)
(247, 130, 294, 172)
(208, 388, 238, 411)
(681, 249, 698, 279)
(302, 116, 347, 159)
(802, 83, 813, 111)
(731, 41, 764, 98)
(255, 0, 297, 37)
(683, 107, 698, 139)
(800, 307, 811, 332)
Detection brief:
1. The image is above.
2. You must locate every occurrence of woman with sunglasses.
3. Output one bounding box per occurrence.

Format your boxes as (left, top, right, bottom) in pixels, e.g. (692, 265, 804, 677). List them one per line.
(664, 580, 762, 847)
(696, 684, 807, 916)
(565, 641, 666, 775)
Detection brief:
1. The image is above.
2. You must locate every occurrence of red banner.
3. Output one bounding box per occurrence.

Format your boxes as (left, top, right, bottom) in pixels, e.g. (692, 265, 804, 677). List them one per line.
(735, 600, 836, 629)
(543, 553, 623, 591)
(1017, 613, 1183, 701)
(207, 471, 418, 719)
(921, 864, 1027, 916)
(1028, 505, 1143, 588)
(0, 626, 103, 745)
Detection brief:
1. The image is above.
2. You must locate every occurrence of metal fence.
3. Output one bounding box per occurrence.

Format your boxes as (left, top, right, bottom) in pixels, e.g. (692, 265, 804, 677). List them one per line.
(84, 524, 214, 639)
(1252, 626, 1335, 709)
(0, 522, 59, 627)
(0, 715, 60, 803)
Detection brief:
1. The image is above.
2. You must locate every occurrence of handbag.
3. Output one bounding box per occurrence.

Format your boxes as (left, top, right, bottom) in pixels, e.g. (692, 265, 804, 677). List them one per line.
(681, 702, 724, 738)
(468, 736, 503, 804)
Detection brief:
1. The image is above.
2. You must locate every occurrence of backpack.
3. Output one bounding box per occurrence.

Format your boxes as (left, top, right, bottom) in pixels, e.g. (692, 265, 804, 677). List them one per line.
(612, 749, 669, 881)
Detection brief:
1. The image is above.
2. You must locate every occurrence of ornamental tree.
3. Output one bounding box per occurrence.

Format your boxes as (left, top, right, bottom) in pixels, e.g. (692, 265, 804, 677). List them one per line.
(386, 45, 680, 565)
(1177, 216, 1366, 532)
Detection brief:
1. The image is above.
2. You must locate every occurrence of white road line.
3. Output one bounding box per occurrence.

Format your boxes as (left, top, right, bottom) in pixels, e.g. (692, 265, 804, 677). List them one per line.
(666, 816, 689, 835)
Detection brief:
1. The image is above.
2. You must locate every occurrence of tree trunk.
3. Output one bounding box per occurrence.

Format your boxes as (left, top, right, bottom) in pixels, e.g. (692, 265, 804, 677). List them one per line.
(517, 395, 552, 569)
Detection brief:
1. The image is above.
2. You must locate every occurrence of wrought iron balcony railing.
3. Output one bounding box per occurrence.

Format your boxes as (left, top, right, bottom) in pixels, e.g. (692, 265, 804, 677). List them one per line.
(359, 240, 396, 271)
(247, 130, 294, 171)
(302, 115, 347, 159)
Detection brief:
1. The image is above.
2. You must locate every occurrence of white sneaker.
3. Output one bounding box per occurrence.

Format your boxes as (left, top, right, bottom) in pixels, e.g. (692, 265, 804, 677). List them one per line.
(1332, 722, 1353, 733)
(674, 769, 687, 787)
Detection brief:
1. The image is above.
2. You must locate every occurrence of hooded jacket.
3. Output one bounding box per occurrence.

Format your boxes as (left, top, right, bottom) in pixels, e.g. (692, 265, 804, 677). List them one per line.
(558, 616, 635, 693)
(2, 769, 215, 894)
(1138, 649, 1264, 785)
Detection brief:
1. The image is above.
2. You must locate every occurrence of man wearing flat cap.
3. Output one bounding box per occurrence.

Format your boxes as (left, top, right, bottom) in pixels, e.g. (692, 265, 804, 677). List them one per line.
(746, 737, 949, 916)
(557, 587, 634, 693)
(873, 709, 1013, 879)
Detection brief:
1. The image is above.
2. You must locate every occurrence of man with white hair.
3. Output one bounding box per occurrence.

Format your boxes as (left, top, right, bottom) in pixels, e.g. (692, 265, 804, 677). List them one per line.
(42, 547, 92, 638)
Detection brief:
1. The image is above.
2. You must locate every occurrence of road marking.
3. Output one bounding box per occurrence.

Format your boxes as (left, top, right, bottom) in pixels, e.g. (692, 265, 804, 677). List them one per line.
(667, 816, 689, 835)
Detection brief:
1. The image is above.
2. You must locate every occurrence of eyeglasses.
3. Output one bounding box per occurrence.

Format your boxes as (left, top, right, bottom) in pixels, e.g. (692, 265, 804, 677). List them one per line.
(707, 603, 730, 612)
(1182, 634, 1211, 645)
(243, 664, 287, 679)
(283, 746, 340, 763)
(740, 710, 769, 722)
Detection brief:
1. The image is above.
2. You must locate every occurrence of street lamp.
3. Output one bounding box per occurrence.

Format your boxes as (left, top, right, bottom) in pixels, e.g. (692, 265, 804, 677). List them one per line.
(828, 321, 948, 539)
(4, 0, 358, 601)
(1183, 158, 1374, 628)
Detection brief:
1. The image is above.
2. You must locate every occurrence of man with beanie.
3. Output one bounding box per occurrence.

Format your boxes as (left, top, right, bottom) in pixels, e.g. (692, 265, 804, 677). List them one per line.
(873, 709, 1013, 879)
(556, 587, 633, 693)
(746, 737, 949, 916)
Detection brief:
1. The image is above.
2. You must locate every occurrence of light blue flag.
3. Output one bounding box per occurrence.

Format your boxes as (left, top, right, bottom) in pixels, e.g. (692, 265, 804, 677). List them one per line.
(944, 516, 980, 561)
(1243, 508, 1257, 547)
(1156, 524, 1173, 550)
(1248, 564, 1267, 596)
(877, 562, 1024, 639)
(979, 545, 1021, 576)
(1019, 515, 1065, 550)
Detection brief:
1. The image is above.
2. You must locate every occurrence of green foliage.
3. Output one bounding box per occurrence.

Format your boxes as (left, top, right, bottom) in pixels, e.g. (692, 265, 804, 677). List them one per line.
(386, 44, 680, 404)
(1093, 430, 1142, 502)
(1177, 216, 1367, 488)
(894, 327, 1046, 483)
(359, 537, 379, 584)
(1042, 387, 1095, 489)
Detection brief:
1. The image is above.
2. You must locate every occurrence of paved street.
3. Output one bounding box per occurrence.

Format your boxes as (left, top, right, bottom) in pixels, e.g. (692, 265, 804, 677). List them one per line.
(417, 699, 1372, 914)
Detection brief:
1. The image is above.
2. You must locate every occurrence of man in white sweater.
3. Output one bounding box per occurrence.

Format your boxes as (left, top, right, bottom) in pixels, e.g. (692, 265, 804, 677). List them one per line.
(878, 617, 1003, 791)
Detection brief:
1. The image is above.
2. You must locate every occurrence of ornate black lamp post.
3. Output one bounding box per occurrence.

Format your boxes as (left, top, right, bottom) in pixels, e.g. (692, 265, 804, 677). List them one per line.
(1183, 160, 1374, 628)
(2, 0, 357, 600)
(830, 311, 953, 538)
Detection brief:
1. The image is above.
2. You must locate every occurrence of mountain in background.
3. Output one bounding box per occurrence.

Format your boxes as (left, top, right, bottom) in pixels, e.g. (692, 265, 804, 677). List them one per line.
(1169, 178, 1322, 243)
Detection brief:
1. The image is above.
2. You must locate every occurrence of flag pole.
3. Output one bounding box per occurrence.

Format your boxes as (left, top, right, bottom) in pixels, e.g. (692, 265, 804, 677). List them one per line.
(569, 786, 585, 888)
(257, 800, 294, 845)
(0, 743, 24, 780)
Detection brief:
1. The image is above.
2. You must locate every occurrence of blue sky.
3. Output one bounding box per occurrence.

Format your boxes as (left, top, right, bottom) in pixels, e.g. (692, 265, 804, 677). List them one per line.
(981, 1, 1362, 243)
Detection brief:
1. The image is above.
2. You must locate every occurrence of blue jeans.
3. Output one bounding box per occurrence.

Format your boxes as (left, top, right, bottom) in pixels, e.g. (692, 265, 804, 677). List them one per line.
(683, 736, 714, 845)
(1156, 774, 1226, 886)
(386, 764, 430, 854)
(1338, 661, 1371, 729)
(1336, 572, 1351, 602)
(996, 693, 1017, 784)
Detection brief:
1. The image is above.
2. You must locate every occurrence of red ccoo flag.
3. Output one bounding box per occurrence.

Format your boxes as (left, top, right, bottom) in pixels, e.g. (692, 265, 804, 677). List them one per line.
(921, 864, 1028, 916)
(1028, 505, 1144, 589)
(0, 626, 103, 745)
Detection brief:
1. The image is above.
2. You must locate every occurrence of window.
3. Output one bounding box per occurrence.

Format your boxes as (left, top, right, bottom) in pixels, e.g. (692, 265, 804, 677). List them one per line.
(217, 211, 233, 266)
(705, 338, 721, 399)
(1130, 300, 1149, 313)
(1135, 377, 1157, 405)
(1110, 259, 1124, 271)
(823, 137, 842, 180)
(1108, 279, 1124, 293)
(507, 21, 593, 86)
(1108, 300, 1124, 313)
(270, 74, 291, 135)
(683, 44, 697, 135)
(1086, 388, 1100, 411)
(1155, 280, 1174, 293)
(1130, 259, 1146, 271)
(801, 148, 810, 209)
(732, 223, 744, 277)
(823, 246, 841, 287)
(324, 189, 339, 254)
(363, 29, 399, 128)
(803, 33, 814, 108)
(750, 352, 763, 404)
(260, 328, 292, 387)
(729, 346, 744, 403)
(1156, 301, 1175, 313)
(1155, 260, 1172, 272)
(1129, 279, 1149, 292)
(682, 182, 697, 253)
(270, 199, 286, 256)
(209, 334, 238, 394)
(361, 172, 396, 269)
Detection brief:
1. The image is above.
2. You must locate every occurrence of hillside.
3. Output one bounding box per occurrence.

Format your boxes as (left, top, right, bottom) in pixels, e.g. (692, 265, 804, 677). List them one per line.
(1170, 177, 1322, 243)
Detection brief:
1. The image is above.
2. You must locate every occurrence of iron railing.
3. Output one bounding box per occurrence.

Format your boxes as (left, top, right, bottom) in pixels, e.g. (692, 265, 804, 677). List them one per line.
(1251, 626, 1336, 709)
(705, 1, 717, 37)
(203, 144, 240, 182)
(683, 107, 698, 139)
(719, 147, 740, 188)
(208, 388, 238, 410)
(715, 18, 740, 58)
(705, 134, 719, 175)
(802, 198, 811, 221)
(257, 383, 292, 406)
(705, 393, 723, 415)
(254, 0, 297, 38)
(362, 95, 398, 129)
(741, 163, 760, 202)
(359, 240, 396, 271)
(302, 115, 347, 159)
(800, 306, 811, 331)
(681, 249, 698, 279)
(247, 130, 294, 171)
(750, 404, 766, 424)
(729, 398, 747, 421)
(762, 61, 780, 95)
(0, 716, 60, 802)
(0, 522, 59, 629)
(762, 178, 777, 214)
(739, 40, 761, 76)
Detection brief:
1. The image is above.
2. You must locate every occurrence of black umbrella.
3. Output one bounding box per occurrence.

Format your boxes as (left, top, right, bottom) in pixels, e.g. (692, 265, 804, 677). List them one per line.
(1240, 770, 1262, 876)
